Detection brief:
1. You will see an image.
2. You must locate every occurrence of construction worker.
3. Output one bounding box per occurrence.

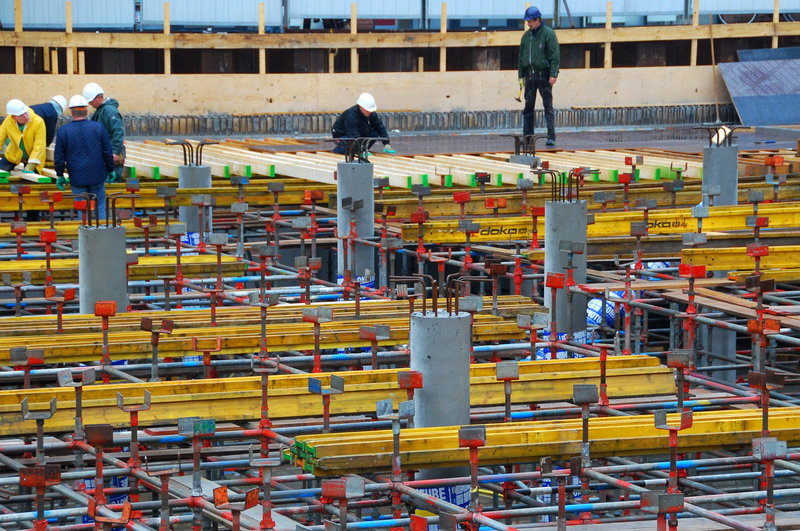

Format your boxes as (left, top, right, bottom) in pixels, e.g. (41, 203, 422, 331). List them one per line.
(331, 92, 395, 156)
(83, 82, 125, 182)
(31, 95, 67, 147)
(54, 95, 114, 220)
(518, 5, 560, 146)
(0, 99, 47, 174)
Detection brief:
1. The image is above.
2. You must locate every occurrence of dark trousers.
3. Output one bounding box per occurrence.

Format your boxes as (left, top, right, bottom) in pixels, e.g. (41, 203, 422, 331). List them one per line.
(522, 71, 555, 140)
(0, 156, 19, 171)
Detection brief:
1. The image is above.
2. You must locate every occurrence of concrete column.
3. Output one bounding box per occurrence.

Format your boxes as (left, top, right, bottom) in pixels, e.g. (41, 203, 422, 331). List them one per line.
(336, 162, 375, 280)
(702, 145, 738, 207)
(700, 324, 736, 384)
(544, 200, 588, 334)
(178, 165, 212, 233)
(78, 226, 128, 314)
(410, 310, 471, 479)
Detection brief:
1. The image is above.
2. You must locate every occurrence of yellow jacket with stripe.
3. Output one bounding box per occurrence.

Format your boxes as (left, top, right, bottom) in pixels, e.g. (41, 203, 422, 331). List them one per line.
(0, 109, 46, 173)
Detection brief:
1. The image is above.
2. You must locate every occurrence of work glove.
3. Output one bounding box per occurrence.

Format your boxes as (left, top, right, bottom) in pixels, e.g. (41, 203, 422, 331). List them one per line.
(56, 176, 67, 191)
(24, 162, 38, 173)
(106, 171, 117, 183)
(382, 145, 396, 155)
(518, 78, 525, 90)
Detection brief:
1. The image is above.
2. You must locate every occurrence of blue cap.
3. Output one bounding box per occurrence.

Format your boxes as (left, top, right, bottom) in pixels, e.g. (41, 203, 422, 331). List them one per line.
(524, 6, 541, 20)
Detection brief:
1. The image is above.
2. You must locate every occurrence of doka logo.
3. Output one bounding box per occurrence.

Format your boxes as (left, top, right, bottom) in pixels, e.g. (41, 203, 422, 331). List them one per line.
(648, 219, 688, 229)
(479, 226, 530, 236)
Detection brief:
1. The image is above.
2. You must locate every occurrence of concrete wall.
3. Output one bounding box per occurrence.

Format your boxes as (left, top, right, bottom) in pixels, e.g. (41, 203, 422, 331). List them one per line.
(0, 66, 730, 116)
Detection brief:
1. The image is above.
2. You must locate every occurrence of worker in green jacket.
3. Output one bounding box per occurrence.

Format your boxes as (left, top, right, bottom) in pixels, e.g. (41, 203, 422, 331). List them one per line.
(83, 82, 126, 183)
(518, 5, 560, 146)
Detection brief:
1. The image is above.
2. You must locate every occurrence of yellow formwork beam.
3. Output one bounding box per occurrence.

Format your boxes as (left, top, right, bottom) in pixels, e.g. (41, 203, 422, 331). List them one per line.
(0, 219, 167, 240)
(0, 254, 247, 284)
(0, 356, 673, 436)
(0, 183, 332, 212)
(401, 202, 800, 244)
(682, 245, 800, 271)
(294, 407, 800, 475)
(0, 295, 540, 335)
(0, 314, 524, 364)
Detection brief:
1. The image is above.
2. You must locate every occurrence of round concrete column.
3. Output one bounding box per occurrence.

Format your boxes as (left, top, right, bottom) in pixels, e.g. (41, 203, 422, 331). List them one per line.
(178, 165, 212, 233)
(544, 200, 588, 334)
(336, 162, 375, 281)
(410, 310, 471, 479)
(79, 226, 128, 314)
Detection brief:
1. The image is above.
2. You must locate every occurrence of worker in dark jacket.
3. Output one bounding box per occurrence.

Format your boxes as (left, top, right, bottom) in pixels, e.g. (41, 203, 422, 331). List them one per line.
(54, 95, 115, 220)
(518, 5, 560, 146)
(83, 82, 125, 182)
(30, 95, 67, 147)
(331, 92, 395, 155)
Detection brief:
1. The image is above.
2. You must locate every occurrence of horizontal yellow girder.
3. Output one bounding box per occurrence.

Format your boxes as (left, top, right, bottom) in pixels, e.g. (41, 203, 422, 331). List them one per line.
(0, 295, 540, 335)
(401, 202, 800, 244)
(294, 407, 800, 475)
(0, 183, 332, 212)
(0, 313, 524, 364)
(1, 355, 673, 436)
(1, 254, 247, 284)
(682, 245, 800, 271)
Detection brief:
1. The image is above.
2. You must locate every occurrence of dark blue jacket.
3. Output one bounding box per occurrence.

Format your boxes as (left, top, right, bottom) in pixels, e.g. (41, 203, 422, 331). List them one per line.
(54, 119, 114, 186)
(332, 105, 390, 144)
(30, 101, 59, 147)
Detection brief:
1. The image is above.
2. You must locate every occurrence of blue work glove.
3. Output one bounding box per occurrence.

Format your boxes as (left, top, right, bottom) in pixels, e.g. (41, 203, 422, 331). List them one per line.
(106, 171, 116, 183)
(382, 145, 396, 155)
(56, 176, 67, 191)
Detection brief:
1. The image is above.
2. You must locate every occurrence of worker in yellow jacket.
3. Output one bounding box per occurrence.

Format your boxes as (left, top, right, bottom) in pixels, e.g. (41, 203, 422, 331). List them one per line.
(0, 99, 47, 174)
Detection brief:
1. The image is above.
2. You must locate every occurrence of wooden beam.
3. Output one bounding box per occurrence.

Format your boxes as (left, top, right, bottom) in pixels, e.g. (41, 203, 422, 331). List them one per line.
(604, 1, 612, 69)
(14, 0, 22, 75)
(50, 49, 59, 75)
(78, 50, 85, 75)
(418, 55, 424, 72)
(1, 21, 799, 51)
(584, 48, 590, 68)
(164, 1, 171, 75)
(440, 2, 447, 72)
(329, 49, 336, 73)
(690, 0, 699, 66)
(773, 0, 781, 48)
(14, 0, 21, 32)
(258, 3, 266, 74)
(350, 3, 358, 74)
(43, 46, 50, 72)
(65, 1, 74, 75)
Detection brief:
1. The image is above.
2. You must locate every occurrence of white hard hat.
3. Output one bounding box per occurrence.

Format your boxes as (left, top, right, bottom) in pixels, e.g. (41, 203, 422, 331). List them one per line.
(6, 99, 28, 116)
(82, 82, 104, 103)
(51, 95, 67, 115)
(356, 92, 377, 112)
(69, 95, 89, 108)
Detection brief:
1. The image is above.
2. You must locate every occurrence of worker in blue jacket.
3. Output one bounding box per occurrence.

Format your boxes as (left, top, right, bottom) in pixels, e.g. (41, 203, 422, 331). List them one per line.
(30, 95, 67, 147)
(331, 92, 395, 155)
(54, 95, 115, 220)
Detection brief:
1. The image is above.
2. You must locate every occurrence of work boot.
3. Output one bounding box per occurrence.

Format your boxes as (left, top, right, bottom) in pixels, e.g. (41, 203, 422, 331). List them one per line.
(545, 138, 556, 147)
